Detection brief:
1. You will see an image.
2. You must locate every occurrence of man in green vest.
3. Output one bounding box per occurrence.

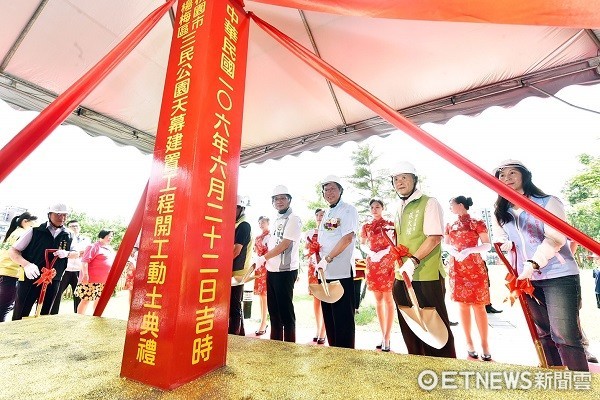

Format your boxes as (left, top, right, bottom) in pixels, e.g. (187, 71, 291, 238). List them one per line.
(391, 162, 456, 358)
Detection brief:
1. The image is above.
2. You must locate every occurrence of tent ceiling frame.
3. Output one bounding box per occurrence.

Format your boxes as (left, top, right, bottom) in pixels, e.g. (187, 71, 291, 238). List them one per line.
(0, 72, 155, 151)
(240, 55, 600, 164)
(586, 29, 600, 49)
(2, 56, 598, 158)
(298, 9, 347, 126)
(0, 0, 50, 72)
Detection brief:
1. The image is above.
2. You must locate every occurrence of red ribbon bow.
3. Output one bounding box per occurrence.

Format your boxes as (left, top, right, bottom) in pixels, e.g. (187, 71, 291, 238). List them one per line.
(493, 243, 540, 306)
(381, 228, 412, 260)
(32, 249, 59, 317)
(306, 236, 322, 264)
(33, 267, 57, 286)
(306, 236, 321, 256)
(504, 272, 536, 306)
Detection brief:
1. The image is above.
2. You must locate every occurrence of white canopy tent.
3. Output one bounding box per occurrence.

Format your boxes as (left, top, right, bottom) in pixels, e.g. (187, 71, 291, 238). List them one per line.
(1, 0, 599, 165)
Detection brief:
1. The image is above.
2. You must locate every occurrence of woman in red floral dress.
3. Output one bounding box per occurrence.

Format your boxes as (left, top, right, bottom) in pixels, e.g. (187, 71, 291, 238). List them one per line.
(444, 196, 492, 360)
(360, 199, 395, 351)
(254, 216, 270, 335)
(306, 208, 326, 344)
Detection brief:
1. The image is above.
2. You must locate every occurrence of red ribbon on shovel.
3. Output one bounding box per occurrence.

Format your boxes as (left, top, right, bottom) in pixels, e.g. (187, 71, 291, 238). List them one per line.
(32, 249, 58, 317)
(494, 242, 548, 368)
(306, 236, 322, 263)
(381, 227, 411, 261)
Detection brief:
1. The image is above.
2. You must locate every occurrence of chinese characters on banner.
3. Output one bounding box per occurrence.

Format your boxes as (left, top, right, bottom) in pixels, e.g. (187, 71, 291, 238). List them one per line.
(121, 0, 249, 390)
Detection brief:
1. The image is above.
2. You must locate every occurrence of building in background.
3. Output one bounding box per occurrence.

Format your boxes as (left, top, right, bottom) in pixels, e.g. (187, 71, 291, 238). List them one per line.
(0, 205, 27, 238)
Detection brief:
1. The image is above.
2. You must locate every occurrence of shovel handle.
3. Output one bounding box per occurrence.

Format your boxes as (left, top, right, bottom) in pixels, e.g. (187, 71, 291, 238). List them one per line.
(317, 268, 330, 297)
(402, 271, 412, 289)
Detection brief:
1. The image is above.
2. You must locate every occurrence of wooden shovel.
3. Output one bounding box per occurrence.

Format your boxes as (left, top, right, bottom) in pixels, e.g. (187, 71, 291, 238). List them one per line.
(308, 250, 344, 303)
(231, 264, 256, 286)
(397, 270, 449, 349)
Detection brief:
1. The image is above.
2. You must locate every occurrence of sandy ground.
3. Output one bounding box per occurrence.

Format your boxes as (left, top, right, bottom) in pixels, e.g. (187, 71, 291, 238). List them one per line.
(2, 315, 598, 400)
(39, 263, 599, 367)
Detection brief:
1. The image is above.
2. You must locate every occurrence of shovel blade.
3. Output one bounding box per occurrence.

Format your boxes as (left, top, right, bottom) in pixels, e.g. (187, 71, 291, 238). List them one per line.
(398, 306, 449, 349)
(309, 281, 344, 303)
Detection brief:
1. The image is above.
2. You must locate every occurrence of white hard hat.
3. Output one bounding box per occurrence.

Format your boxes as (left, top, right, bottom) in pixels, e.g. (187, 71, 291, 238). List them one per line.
(493, 159, 530, 175)
(390, 161, 417, 176)
(48, 203, 68, 213)
(272, 185, 290, 197)
(321, 174, 342, 187)
(236, 195, 249, 207)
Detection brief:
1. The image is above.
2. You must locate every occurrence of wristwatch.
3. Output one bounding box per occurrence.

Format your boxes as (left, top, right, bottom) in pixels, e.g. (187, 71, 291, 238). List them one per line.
(325, 255, 334, 263)
(527, 259, 541, 272)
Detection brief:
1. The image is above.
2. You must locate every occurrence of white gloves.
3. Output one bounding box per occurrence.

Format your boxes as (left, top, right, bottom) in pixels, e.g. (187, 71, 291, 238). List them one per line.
(500, 241, 513, 252)
(24, 263, 40, 279)
(316, 258, 328, 272)
(455, 250, 469, 262)
(54, 249, 70, 258)
(444, 243, 491, 262)
(370, 247, 390, 262)
(396, 258, 416, 281)
(255, 255, 266, 269)
(442, 243, 461, 258)
(458, 244, 492, 261)
(517, 261, 535, 280)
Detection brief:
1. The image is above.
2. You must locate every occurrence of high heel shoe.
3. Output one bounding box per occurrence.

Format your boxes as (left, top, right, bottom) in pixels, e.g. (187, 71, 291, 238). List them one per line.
(381, 341, 391, 352)
(376, 342, 383, 350)
(255, 325, 268, 336)
(467, 350, 478, 359)
(313, 337, 318, 342)
(317, 337, 326, 345)
(481, 354, 492, 362)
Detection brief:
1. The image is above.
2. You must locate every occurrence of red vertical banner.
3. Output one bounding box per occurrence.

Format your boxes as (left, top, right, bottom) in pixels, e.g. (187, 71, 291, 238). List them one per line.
(120, 0, 249, 390)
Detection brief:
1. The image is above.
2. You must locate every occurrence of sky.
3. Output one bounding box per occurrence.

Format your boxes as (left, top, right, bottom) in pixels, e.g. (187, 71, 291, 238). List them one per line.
(0, 83, 599, 228)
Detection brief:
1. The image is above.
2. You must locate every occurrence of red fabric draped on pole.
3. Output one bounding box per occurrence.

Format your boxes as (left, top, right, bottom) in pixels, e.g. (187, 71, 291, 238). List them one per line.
(94, 181, 148, 316)
(252, 0, 600, 28)
(0, 0, 175, 183)
(249, 12, 600, 257)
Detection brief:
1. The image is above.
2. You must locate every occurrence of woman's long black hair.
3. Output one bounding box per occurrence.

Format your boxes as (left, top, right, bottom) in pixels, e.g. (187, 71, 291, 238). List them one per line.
(3, 212, 38, 243)
(494, 166, 547, 226)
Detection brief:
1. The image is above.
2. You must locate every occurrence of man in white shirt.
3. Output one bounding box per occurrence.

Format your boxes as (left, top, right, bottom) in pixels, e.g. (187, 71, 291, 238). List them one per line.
(50, 220, 91, 314)
(255, 185, 302, 342)
(314, 175, 359, 348)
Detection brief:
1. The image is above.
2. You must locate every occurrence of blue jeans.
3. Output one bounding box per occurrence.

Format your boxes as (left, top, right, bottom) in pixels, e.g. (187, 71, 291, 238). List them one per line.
(525, 274, 588, 371)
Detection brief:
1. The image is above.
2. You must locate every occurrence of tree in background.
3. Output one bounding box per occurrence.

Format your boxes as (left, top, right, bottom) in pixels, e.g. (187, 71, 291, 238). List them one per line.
(68, 210, 127, 249)
(347, 144, 395, 217)
(562, 154, 600, 268)
(302, 183, 328, 232)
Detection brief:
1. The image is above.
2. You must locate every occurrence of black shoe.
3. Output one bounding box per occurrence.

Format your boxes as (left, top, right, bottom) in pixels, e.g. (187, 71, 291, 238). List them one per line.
(481, 354, 492, 362)
(485, 305, 503, 314)
(449, 321, 459, 326)
(467, 350, 478, 359)
(317, 338, 326, 345)
(376, 342, 383, 350)
(586, 350, 598, 363)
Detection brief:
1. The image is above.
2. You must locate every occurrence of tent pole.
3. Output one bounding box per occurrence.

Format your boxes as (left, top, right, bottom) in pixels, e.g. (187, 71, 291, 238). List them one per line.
(249, 12, 600, 257)
(0, 0, 175, 183)
(94, 181, 147, 316)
